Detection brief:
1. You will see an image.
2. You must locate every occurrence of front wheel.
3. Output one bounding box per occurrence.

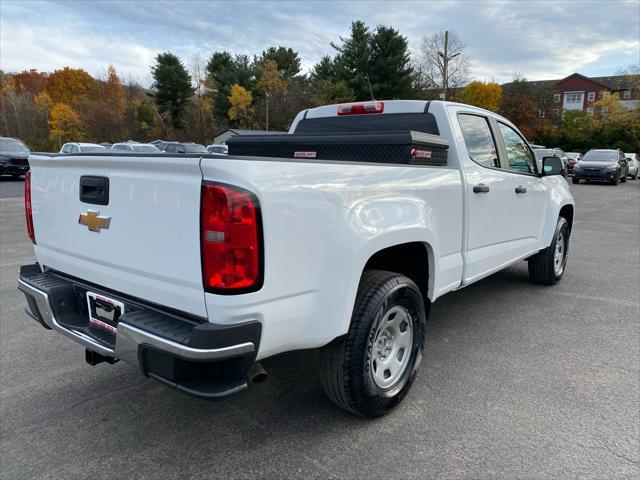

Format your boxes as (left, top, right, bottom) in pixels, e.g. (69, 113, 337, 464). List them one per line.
(528, 217, 570, 285)
(319, 270, 427, 417)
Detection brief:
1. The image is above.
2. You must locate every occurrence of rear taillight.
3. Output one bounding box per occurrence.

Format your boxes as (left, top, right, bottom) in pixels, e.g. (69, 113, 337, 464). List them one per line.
(337, 101, 384, 115)
(24, 170, 35, 244)
(201, 183, 262, 293)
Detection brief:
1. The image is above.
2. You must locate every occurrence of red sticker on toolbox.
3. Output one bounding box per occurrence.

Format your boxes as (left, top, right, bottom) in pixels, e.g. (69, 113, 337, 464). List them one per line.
(411, 149, 432, 159)
(293, 151, 317, 158)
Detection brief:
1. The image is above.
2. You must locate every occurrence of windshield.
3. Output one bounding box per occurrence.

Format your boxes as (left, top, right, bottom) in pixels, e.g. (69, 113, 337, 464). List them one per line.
(582, 151, 618, 162)
(534, 149, 554, 159)
(131, 144, 161, 153)
(0, 139, 30, 153)
(82, 146, 106, 152)
(183, 144, 207, 153)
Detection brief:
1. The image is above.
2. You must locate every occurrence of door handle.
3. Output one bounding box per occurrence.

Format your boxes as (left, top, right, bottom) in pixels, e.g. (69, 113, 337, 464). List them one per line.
(515, 185, 527, 194)
(473, 184, 490, 193)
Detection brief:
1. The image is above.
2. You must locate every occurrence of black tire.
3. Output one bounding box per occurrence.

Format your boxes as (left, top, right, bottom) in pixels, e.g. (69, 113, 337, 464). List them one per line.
(621, 171, 627, 183)
(528, 217, 570, 285)
(572, 176, 580, 184)
(610, 173, 619, 185)
(633, 173, 638, 180)
(319, 270, 427, 417)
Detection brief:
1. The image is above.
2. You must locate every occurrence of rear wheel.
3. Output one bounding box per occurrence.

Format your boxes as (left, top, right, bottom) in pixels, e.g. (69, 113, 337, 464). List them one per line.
(528, 217, 570, 285)
(621, 170, 627, 183)
(319, 270, 427, 417)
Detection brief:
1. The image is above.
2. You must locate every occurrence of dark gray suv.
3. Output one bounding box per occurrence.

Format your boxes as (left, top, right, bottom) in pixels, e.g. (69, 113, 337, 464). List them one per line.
(0, 137, 31, 177)
(572, 149, 628, 185)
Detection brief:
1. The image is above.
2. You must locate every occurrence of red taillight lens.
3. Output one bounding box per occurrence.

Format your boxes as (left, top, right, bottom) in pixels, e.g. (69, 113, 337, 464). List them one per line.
(337, 101, 384, 115)
(24, 170, 35, 244)
(201, 183, 262, 293)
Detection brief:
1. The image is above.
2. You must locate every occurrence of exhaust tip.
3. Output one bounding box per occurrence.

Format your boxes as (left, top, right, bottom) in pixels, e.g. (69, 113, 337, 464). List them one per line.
(247, 362, 268, 384)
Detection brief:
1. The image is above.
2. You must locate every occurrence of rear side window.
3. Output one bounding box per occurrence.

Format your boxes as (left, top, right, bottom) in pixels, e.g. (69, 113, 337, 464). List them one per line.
(497, 123, 537, 174)
(165, 144, 176, 153)
(458, 114, 498, 168)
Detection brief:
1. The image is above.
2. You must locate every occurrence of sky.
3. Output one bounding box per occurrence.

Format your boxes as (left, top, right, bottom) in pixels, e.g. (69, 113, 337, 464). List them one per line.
(1, 0, 639, 86)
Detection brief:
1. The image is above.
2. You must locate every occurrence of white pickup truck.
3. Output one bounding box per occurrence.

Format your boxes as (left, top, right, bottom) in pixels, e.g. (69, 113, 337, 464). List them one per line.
(19, 100, 574, 417)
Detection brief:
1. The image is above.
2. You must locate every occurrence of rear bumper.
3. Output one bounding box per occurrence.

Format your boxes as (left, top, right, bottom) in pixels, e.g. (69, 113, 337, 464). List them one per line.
(18, 263, 261, 399)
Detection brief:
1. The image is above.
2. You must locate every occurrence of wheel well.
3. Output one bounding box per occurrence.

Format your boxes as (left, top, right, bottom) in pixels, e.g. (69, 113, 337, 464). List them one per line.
(363, 242, 430, 302)
(559, 205, 574, 233)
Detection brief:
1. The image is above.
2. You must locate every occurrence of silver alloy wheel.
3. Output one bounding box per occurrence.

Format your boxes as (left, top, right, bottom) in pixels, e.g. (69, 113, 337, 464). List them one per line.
(554, 231, 566, 276)
(369, 305, 413, 389)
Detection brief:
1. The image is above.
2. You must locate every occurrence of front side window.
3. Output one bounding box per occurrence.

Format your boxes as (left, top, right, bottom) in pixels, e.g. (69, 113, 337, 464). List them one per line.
(458, 114, 499, 168)
(498, 123, 536, 174)
(70, 145, 79, 153)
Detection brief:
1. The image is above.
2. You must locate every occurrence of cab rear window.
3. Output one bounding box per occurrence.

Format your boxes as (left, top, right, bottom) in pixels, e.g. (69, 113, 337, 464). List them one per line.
(293, 112, 439, 136)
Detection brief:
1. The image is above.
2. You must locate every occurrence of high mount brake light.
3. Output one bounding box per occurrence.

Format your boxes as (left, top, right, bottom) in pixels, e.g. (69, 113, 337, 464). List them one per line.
(201, 183, 262, 293)
(25, 171, 35, 244)
(337, 101, 384, 115)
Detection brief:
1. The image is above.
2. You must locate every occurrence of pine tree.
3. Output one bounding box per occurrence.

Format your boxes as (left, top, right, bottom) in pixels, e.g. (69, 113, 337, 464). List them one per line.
(151, 52, 194, 129)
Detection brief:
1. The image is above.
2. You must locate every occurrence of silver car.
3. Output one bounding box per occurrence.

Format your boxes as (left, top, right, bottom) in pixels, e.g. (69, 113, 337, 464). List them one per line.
(624, 153, 638, 180)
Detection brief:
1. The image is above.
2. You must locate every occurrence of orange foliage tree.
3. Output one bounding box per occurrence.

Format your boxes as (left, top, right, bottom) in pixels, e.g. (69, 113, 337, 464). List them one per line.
(46, 67, 96, 105)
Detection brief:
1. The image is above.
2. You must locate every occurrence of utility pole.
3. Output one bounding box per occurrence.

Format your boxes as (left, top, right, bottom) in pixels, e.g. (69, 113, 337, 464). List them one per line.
(438, 31, 461, 101)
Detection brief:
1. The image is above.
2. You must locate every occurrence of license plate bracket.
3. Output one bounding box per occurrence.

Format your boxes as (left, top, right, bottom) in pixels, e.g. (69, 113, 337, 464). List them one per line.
(86, 291, 124, 333)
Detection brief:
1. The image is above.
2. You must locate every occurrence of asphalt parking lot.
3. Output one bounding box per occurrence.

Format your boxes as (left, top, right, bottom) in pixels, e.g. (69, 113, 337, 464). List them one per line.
(1, 177, 638, 479)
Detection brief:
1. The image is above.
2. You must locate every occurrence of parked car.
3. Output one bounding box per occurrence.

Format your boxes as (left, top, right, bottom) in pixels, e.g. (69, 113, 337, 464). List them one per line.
(0, 137, 30, 177)
(534, 148, 568, 177)
(206, 144, 229, 155)
(572, 149, 628, 185)
(111, 143, 162, 153)
(624, 153, 638, 180)
(60, 143, 107, 154)
(20, 100, 574, 417)
(162, 142, 207, 154)
(149, 140, 169, 151)
(566, 152, 582, 174)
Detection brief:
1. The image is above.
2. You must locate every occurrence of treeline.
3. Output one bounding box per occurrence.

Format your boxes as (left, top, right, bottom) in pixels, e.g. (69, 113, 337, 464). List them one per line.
(1, 19, 638, 152)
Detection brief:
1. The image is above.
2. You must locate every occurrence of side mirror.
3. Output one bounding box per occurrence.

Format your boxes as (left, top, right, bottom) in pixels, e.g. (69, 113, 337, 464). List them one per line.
(541, 156, 563, 176)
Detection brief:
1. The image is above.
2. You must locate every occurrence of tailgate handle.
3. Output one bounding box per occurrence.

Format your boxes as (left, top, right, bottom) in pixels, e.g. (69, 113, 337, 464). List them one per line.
(80, 176, 109, 205)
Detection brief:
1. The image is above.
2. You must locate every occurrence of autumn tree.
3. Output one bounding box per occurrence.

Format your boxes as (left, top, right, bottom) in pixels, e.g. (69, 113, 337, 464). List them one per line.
(48, 103, 84, 148)
(458, 81, 502, 111)
(206, 52, 255, 122)
(255, 59, 286, 130)
(0, 77, 50, 150)
(499, 75, 539, 138)
(151, 52, 194, 129)
(85, 66, 126, 142)
(12, 69, 48, 97)
(46, 67, 96, 105)
(228, 84, 254, 128)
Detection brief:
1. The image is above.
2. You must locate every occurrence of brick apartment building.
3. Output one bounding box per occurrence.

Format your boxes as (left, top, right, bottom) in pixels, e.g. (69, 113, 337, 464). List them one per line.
(503, 72, 639, 118)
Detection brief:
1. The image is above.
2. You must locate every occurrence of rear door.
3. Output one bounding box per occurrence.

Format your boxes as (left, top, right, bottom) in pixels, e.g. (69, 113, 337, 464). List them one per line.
(453, 110, 518, 283)
(28, 153, 207, 316)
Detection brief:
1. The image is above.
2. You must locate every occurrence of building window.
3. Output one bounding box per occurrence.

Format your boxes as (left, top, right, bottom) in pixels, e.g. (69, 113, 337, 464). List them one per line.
(602, 91, 610, 98)
(588, 92, 595, 101)
(565, 93, 582, 103)
(553, 94, 560, 103)
(586, 107, 594, 116)
(538, 110, 545, 118)
(602, 106, 609, 113)
(623, 90, 631, 99)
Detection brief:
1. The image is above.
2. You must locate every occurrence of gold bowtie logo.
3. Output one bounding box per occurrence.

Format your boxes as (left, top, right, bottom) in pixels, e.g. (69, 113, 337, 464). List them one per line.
(79, 210, 111, 232)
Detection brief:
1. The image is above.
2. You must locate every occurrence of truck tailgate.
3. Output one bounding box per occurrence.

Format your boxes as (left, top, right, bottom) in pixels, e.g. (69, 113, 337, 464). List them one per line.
(28, 153, 207, 317)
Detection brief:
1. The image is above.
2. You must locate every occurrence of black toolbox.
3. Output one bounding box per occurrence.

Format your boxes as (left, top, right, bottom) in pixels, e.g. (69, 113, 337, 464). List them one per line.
(226, 130, 448, 167)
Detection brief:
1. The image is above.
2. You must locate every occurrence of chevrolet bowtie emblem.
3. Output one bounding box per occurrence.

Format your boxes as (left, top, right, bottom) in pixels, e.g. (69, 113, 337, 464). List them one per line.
(79, 210, 111, 232)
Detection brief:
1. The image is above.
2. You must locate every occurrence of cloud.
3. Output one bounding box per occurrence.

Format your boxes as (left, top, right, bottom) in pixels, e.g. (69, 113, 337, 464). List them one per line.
(0, 0, 638, 85)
